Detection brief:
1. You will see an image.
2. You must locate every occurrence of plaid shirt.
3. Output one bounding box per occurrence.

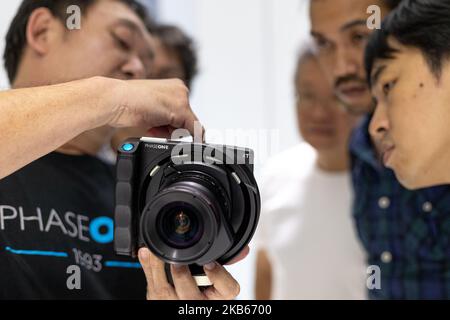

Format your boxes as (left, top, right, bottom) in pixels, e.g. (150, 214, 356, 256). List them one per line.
(350, 115, 450, 299)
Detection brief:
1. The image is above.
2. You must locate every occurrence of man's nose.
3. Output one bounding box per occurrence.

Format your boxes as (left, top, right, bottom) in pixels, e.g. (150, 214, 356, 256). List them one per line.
(308, 99, 333, 120)
(121, 56, 146, 79)
(369, 103, 390, 141)
(334, 46, 359, 79)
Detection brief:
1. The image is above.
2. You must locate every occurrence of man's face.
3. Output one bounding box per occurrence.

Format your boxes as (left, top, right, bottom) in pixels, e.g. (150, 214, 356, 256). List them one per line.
(369, 38, 450, 189)
(150, 37, 186, 82)
(296, 57, 359, 151)
(40, 0, 155, 83)
(310, 0, 389, 114)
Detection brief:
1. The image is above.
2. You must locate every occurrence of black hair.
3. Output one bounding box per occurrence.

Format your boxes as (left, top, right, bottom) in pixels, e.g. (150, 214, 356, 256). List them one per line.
(310, 0, 402, 11)
(4, 0, 154, 83)
(153, 24, 198, 89)
(383, 0, 404, 10)
(365, 0, 450, 86)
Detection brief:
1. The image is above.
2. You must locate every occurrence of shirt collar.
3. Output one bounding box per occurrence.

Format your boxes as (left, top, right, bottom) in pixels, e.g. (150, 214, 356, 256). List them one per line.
(350, 113, 381, 170)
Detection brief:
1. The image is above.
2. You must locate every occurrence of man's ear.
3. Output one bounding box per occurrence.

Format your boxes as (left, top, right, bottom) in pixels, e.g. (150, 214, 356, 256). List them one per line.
(26, 7, 59, 56)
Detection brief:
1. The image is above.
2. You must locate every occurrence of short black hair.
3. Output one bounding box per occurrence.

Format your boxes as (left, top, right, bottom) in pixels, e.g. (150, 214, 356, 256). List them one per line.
(4, 0, 154, 83)
(365, 0, 450, 86)
(310, 0, 402, 10)
(154, 24, 198, 89)
(383, 0, 404, 10)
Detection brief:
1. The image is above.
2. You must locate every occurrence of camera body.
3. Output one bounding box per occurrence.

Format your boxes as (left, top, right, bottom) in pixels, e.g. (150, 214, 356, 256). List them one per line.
(114, 137, 260, 270)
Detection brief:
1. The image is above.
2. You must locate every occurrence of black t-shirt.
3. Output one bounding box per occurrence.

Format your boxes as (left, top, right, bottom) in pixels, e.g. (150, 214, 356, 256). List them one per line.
(0, 152, 146, 299)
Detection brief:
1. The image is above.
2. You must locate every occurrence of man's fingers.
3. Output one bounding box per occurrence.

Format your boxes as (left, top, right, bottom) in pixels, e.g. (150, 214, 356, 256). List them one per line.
(170, 264, 205, 300)
(185, 114, 205, 143)
(171, 108, 204, 142)
(148, 251, 178, 300)
(160, 79, 202, 139)
(138, 247, 154, 299)
(146, 126, 174, 138)
(138, 248, 177, 300)
(202, 286, 225, 300)
(138, 248, 241, 300)
(203, 262, 240, 300)
(114, 79, 204, 140)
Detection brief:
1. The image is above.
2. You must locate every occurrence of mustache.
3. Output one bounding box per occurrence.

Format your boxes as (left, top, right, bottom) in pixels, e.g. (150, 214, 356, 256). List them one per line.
(334, 75, 367, 88)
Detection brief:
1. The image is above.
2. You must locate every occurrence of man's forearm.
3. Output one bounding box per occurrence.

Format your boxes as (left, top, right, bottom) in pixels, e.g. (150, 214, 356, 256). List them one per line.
(0, 77, 117, 179)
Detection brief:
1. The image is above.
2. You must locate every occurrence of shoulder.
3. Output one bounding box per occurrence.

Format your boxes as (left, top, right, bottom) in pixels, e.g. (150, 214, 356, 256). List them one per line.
(260, 143, 316, 182)
(258, 143, 316, 201)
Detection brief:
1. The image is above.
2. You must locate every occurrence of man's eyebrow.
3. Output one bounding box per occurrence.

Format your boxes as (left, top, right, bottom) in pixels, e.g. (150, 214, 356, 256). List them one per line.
(114, 18, 145, 38)
(310, 30, 324, 38)
(141, 48, 154, 63)
(340, 19, 367, 32)
(371, 65, 387, 88)
(310, 19, 366, 39)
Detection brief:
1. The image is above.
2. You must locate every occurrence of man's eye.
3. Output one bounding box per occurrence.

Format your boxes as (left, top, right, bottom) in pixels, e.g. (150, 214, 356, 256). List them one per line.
(372, 96, 378, 108)
(113, 34, 131, 51)
(351, 32, 369, 45)
(315, 38, 332, 51)
(382, 80, 397, 96)
(300, 93, 315, 100)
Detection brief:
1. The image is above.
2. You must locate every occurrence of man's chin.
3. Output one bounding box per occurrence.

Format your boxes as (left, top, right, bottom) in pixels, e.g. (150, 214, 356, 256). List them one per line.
(391, 162, 429, 190)
(395, 171, 424, 190)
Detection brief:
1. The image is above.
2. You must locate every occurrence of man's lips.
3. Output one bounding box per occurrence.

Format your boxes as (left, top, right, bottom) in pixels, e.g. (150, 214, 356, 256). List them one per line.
(338, 84, 367, 97)
(308, 126, 335, 135)
(382, 146, 395, 166)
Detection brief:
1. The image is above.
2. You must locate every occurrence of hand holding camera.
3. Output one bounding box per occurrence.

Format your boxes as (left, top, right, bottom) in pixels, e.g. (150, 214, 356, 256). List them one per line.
(137, 246, 248, 300)
(114, 137, 260, 299)
(107, 78, 200, 136)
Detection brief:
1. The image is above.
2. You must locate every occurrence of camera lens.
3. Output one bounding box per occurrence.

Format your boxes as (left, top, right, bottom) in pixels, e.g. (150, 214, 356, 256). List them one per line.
(158, 203, 204, 249)
(139, 179, 221, 263)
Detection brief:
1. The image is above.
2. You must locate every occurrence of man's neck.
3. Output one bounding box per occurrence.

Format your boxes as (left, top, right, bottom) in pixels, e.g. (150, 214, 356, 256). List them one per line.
(56, 127, 115, 156)
(430, 146, 450, 186)
(316, 147, 349, 173)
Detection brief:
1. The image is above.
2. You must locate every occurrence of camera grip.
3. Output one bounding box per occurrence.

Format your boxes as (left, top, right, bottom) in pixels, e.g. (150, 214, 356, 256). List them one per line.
(164, 263, 213, 287)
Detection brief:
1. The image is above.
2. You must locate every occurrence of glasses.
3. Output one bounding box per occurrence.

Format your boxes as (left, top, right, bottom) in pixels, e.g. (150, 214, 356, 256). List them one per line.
(296, 91, 339, 111)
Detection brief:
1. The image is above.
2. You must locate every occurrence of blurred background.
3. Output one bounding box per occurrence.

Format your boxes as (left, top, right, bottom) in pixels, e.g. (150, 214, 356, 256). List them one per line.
(0, 0, 310, 299)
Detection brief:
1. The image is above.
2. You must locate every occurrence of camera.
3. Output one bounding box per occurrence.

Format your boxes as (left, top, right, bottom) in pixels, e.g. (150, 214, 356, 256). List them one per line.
(114, 137, 260, 285)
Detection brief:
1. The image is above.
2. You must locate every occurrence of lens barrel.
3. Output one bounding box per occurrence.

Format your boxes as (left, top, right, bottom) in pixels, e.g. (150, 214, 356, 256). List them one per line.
(140, 179, 224, 264)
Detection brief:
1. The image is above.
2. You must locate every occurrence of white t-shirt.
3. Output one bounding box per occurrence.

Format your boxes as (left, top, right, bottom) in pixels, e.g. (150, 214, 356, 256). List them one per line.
(254, 143, 367, 300)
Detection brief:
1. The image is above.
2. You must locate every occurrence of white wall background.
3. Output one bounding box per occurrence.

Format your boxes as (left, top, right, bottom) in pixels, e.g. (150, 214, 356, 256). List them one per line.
(156, 0, 310, 172)
(0, 0, 311, 300)
(0, 1, 21, 89)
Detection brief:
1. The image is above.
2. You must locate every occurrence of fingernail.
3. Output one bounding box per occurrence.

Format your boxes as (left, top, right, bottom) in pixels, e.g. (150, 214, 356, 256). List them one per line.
(204, 262, 216, 271)
(138, 247, 150, 260)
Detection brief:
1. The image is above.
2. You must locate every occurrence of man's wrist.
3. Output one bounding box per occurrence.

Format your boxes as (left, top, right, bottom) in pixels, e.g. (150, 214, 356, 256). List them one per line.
(80, 76, 125, 128)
